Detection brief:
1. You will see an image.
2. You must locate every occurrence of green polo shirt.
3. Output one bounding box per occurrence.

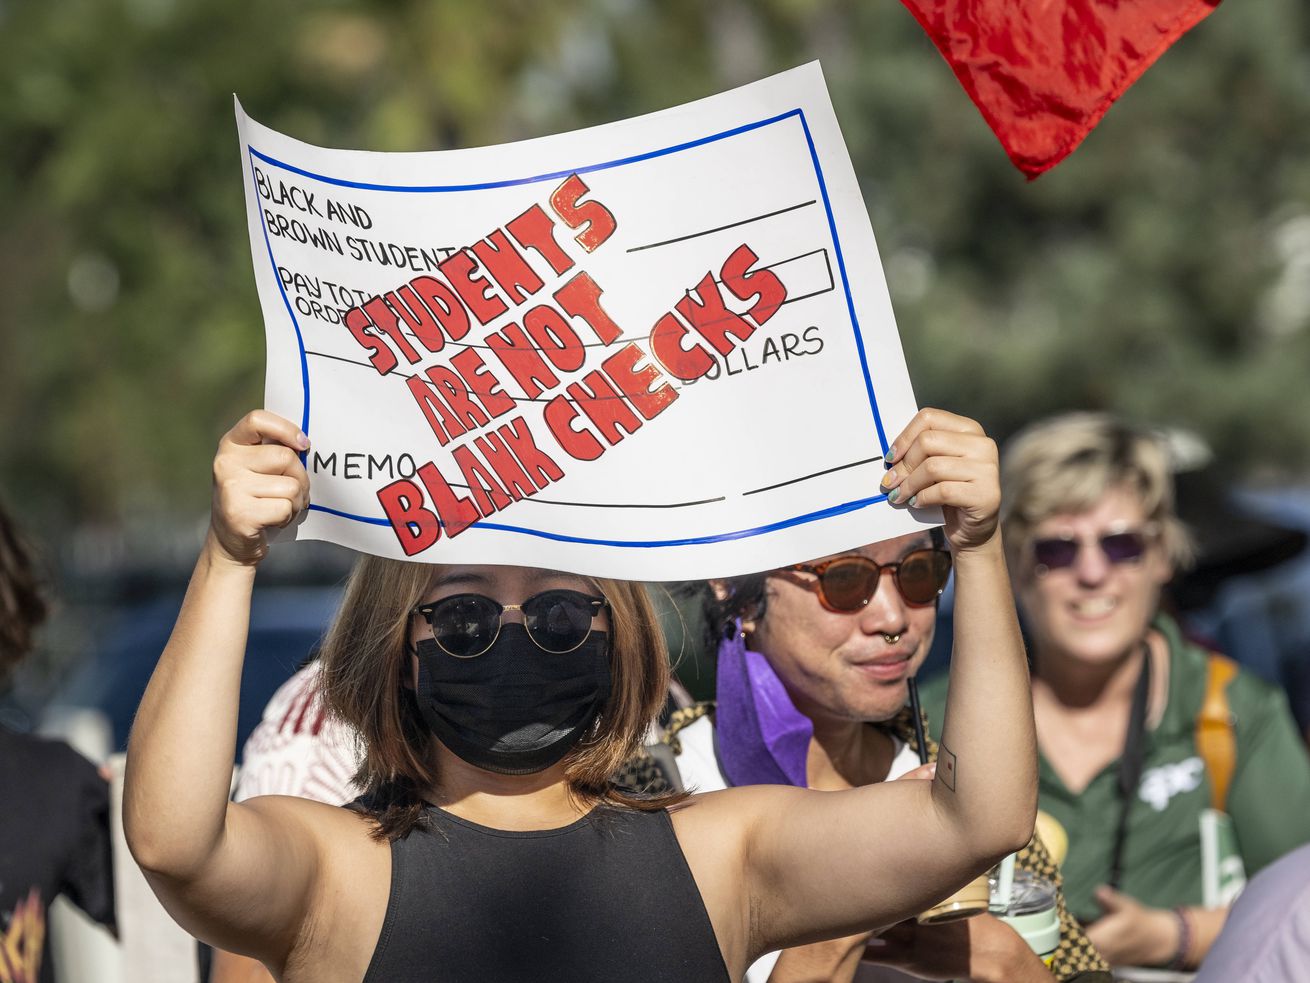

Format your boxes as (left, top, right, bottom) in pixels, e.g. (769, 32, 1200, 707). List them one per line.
(919, 614, 1310, 923)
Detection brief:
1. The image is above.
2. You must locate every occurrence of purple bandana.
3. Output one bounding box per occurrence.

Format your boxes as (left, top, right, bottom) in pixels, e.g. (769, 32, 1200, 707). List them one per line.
(715, 623, 812, 788)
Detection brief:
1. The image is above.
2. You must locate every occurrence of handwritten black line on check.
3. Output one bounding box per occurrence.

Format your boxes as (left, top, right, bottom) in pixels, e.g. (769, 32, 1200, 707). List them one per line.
(475, 490, 726, 509)
(625, 200, 819, 253)
(328, 472, 725, 510)
(307, 348, 417, 379)
(335, 244, 832, 352)
(778, 248, 835, 305)
(306, 349, 640, 403)
(742, 456, 884, 497)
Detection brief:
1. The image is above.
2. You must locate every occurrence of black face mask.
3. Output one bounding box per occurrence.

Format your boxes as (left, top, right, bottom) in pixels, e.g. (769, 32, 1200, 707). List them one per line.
(413, 624, 612, 775)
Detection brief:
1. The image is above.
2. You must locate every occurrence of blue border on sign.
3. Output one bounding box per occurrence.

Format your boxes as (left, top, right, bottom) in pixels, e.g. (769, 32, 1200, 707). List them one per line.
(247, 107, 891, 548)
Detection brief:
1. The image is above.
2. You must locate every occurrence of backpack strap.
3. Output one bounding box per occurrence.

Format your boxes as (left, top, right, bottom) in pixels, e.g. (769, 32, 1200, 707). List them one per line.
(1196, 653, 1239, 812)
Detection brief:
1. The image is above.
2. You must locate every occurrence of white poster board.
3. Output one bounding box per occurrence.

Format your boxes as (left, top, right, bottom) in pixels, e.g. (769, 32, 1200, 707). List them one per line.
(237, 62, 937, 580)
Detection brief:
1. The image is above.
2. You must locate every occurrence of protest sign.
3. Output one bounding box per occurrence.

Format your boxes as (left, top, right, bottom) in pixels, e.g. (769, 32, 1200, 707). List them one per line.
(236, 62, 937, 580)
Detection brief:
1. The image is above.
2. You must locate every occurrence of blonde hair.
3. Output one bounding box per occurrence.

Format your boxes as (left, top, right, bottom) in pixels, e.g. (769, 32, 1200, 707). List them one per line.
(1001, 413, 1194, 572)
(319, 556, 682, 838)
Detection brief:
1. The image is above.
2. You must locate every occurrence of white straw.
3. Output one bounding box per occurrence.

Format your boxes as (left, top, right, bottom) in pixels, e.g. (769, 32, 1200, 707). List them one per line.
(992, 853, 1016, 912)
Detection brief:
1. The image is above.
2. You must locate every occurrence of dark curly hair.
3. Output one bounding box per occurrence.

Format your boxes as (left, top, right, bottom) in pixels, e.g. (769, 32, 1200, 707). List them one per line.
(0, 500, 48, 682)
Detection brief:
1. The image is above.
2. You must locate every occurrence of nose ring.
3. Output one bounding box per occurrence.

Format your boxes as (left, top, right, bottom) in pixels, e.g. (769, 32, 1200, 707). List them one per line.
(881, 632, 902, 644)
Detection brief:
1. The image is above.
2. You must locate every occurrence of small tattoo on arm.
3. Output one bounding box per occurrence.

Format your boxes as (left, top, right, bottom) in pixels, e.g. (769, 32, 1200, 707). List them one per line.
(937, 744, 957, 792)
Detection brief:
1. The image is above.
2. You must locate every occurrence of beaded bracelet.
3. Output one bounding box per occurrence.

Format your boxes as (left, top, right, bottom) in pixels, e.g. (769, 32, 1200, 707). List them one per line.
(1168, 906, 1192, 971)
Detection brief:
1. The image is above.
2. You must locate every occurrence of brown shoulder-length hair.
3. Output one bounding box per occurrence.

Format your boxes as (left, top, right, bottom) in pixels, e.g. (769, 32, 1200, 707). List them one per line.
(319, 555, 685, 839)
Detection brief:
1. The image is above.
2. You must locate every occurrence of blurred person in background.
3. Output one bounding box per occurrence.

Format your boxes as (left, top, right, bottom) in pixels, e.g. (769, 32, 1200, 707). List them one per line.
(920, 413, 1310, 972)
(666, 410, 1108, 983)
(0, 498, 116, 983)
(1192, 841, 1310, 983)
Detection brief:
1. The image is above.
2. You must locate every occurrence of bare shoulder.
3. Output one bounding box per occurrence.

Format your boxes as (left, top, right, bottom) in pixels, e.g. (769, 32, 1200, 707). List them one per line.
(238, 794, 389, 872)
(671, 782, 916, 849)
(236, 794, 373, 843)
(670, 784, 810, 826)
(240, 797, 392, 983)
(668, 785, 811, 874)
(667, 786, 815, 975)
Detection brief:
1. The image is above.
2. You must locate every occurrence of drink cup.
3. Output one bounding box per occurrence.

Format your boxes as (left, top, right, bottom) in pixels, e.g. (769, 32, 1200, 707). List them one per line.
(995, 871, 1059, 965)
(916, 871, 991, 924)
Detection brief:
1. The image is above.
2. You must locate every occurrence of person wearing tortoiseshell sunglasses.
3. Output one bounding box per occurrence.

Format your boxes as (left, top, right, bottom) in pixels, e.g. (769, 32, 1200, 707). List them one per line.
(650, 408, 1110, 983)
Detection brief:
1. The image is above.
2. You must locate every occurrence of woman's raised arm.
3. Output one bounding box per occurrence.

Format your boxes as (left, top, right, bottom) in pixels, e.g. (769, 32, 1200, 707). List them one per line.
(122, 411, 325, 960)
(889, 407, 1039, 859)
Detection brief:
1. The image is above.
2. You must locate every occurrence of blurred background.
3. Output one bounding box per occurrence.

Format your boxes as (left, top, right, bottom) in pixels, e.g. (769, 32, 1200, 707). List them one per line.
(2, 0, 1310, 754)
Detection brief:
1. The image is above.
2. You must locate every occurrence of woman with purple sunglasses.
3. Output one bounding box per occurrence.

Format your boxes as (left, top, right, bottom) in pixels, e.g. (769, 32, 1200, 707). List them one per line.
(920, 412, 1310, 974)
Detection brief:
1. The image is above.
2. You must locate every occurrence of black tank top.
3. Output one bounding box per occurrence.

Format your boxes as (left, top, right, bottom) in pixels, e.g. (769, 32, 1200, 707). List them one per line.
(362, 804, 730, 982)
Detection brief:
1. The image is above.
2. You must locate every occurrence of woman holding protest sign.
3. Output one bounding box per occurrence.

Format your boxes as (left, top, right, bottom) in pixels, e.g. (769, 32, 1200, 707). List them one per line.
(123, 406, 1035, 982)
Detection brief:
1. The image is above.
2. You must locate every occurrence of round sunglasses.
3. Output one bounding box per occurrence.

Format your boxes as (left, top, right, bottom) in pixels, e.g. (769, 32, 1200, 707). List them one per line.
(411, 589, 607, 658)
(785, 549, 953, 613)
(1030, 524, 1157, 576)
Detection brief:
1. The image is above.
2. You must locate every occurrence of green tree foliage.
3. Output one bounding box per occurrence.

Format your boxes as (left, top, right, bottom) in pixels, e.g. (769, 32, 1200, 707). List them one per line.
(1, 0, 1308, 537)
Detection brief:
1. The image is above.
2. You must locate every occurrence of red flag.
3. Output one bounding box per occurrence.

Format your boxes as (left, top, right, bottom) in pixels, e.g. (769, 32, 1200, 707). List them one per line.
(900, 0, 1222, 178)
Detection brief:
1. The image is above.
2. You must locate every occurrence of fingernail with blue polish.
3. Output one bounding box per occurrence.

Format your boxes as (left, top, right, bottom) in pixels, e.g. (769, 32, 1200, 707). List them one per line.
(887, 487, 901, 503)
(885, 445, 897, 465)
(907, 495, 918, 508)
